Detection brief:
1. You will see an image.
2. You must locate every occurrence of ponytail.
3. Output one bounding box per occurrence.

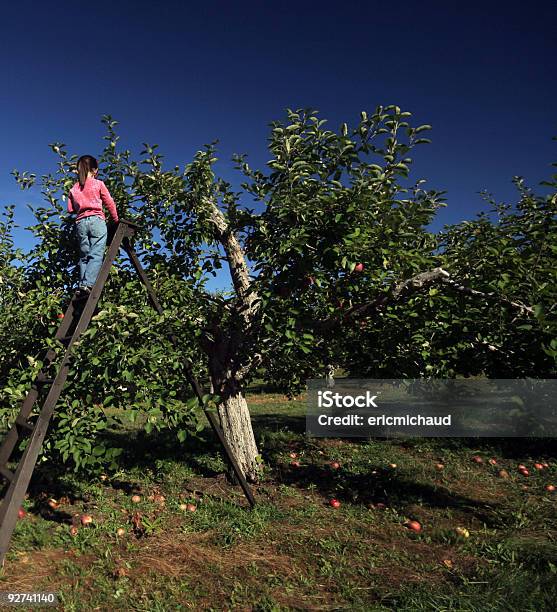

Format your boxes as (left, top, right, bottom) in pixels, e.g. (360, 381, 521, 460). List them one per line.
(76, 155, 99, 189)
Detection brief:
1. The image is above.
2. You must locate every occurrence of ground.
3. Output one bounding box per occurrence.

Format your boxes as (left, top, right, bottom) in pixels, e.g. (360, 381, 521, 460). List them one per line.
(1, 391, 556, 611)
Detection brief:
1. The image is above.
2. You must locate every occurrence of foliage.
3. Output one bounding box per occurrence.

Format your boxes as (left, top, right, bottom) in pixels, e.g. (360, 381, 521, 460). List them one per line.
(0, 110, 555, 473)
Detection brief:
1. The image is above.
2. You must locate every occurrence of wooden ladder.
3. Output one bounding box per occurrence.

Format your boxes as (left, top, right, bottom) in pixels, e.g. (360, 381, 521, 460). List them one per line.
(0, 219, 255, 565)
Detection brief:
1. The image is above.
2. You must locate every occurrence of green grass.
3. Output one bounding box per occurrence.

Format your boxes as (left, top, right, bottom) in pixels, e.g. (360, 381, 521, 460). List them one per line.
(1, 392, 556, 611)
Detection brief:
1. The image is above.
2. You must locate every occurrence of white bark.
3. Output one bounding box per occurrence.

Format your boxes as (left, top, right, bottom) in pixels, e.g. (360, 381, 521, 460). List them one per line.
(216, 385, 260, 482)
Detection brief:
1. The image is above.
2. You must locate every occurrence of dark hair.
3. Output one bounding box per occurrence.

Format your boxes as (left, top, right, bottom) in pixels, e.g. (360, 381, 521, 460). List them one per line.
(76, 155, 99, 189)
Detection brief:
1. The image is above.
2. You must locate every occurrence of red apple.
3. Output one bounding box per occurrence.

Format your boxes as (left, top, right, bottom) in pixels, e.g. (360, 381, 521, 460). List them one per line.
(518, 464, 526, 470)
(435, 463, 444, 470)
(330, 461, 341, 470)
(472, 456, 483, 464)
(131, 494, 141, 503)
(389, 463, 397, 469)
(488, 458, 497, 465)
(57, 313, 64, 319)
(186, 503, 197, 512)
(545, 484, 556, 492)
(17, 508, 26, 519)
(534, 463, 544, 470)
(289, 452, 298, 459)
(69, 525, 78, 537)
(329, 498, 341, 509)
(519, 467, 529, 476)
(80, 514, 93, 526)
(542, 462, 549, 468)
(353, 263, 364, 273)
(290, 461, 301, 468)
(405, 520, 421, 532)
(47, 498, 59, 510)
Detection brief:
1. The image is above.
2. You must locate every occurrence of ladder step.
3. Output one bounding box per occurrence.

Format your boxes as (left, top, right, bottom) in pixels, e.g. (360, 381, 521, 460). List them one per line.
(14, 418, 34, 433)
(36, 374, 55, 385)
(60, 335, 74, 343)
(0, 466, 15, 483)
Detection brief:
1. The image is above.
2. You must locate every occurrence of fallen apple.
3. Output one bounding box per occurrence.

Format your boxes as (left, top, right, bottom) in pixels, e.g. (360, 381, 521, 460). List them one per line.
(17, 508, 26, 519)
(329, 498, 341, 509)
(116, 527, 126, 537)
(519, 467, 530, 477)
(518, 464, 526, 470)
(534, 463, 544, 470)
(153, 494, 166, 505)
(498, 469, 510, 479)
(69, 526, 78, 537)
(435, 463, 444, 470)
(186, 503, 197, 512)
(330, 461, 341, 470)
(542, 462, 549, 468)
(80, 514, 93, 526)
(455, 527, 470, 538)
(389, 463, 397, 469)
(488, 458, 498, 465)
(131, 494, 141, 503)
(47, 498, 59, 510)
(545, 484, 556, 492)
(472, 456, 483, 464)
(405, 520, 421, 532)
(290, 460, 301, 468)
(179, 503, 188, 511)
(289, 452, 298, 459)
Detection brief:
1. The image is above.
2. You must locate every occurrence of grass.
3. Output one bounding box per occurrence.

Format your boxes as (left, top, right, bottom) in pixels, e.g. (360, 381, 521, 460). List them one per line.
(1, 392, 556, 611)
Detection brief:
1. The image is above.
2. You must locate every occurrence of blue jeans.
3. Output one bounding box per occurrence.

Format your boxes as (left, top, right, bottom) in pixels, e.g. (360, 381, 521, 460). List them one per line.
(76, 215, 107, 287)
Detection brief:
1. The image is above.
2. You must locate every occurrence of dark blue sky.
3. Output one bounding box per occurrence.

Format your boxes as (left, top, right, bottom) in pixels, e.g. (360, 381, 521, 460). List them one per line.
(2, 1, 556, 256)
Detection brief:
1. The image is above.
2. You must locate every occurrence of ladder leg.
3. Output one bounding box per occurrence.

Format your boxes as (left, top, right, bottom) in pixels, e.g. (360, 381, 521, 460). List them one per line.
(123, 240, 256, 507)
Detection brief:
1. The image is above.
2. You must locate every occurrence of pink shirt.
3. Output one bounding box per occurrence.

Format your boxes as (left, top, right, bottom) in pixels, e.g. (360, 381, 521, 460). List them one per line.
(67, 178, 119, 222)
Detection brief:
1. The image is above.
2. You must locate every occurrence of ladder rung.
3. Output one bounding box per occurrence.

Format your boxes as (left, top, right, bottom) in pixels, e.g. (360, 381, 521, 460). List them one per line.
(36, 374, 54, 385)
(60, 335, 73, 343)
(0, 466, 15, 482)
(15, 418, 34, 433)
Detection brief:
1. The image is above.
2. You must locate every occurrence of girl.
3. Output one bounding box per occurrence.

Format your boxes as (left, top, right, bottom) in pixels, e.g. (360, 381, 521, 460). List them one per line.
(67, 155, 119, 295)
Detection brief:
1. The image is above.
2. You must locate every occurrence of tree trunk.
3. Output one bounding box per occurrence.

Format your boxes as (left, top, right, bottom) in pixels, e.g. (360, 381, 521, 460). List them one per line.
(214, 376, 260, 482)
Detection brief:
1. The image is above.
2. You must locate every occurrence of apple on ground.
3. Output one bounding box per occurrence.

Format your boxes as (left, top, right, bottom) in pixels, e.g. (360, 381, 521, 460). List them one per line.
(533, 463, 544, 470)
(471, 456, 483, 464)
(69, 526, 78, 537)
(186, 503, 197, 512)
(518, 467, 530, 476)
(545, 484, 555, 492)
(290, 460, 301, 468)
(47, 498, 59, 510)
(389, 463, 397, 469)
(116, 527, 126, 537)
(435, 463, 444, 470)
(330, 461, 341, 469)
(329, 499, 341, 509)
(17, 508, 26, 519)
(455, 527, 470, 538)
(488, 458, 497, 465)
(498, 469, 510, 479)
(80, 514, 93, 526)
(131, 494, 142, 503)
(405, 520, 421, 532)
(289, 452, 298, 459)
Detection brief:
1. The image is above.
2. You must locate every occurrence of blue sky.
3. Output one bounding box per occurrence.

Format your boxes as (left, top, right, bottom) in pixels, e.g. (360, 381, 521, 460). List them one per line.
(2, 1, 556, 277)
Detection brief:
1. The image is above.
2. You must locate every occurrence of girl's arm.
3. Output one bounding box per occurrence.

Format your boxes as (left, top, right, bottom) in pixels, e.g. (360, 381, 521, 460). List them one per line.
(67, 193, 75, 213)
(99, 181, 119, 222)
